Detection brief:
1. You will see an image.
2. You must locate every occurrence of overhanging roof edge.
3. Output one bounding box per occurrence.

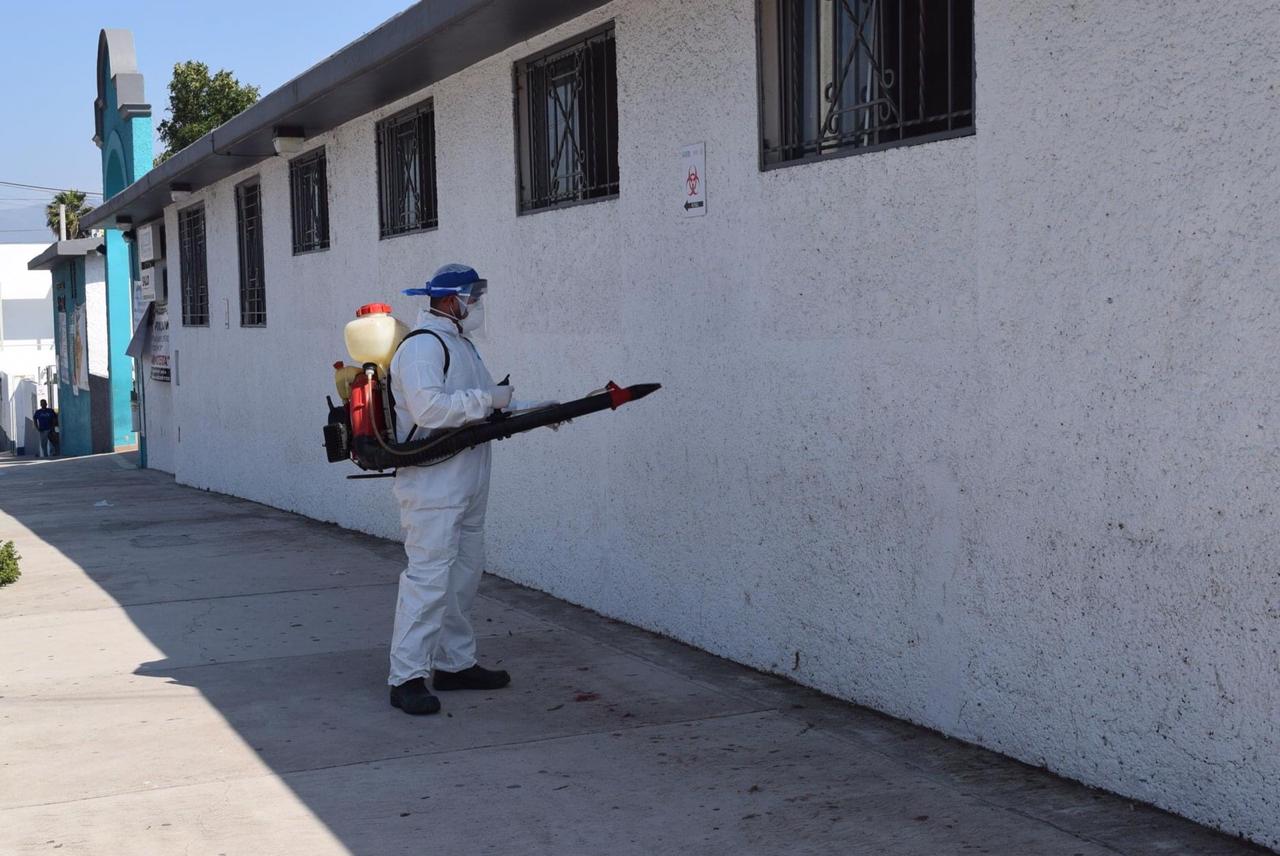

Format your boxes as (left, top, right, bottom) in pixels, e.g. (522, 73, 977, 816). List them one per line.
(82, 0, 609, 231)
(27, 238, 106, 270)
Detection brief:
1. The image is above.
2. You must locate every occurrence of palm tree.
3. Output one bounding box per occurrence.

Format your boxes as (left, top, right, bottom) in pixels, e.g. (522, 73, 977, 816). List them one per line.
(45, 191, 94, 239)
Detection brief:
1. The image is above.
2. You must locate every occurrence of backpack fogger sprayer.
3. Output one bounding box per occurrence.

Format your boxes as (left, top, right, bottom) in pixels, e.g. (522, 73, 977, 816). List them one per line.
(322, 304, 660, 477)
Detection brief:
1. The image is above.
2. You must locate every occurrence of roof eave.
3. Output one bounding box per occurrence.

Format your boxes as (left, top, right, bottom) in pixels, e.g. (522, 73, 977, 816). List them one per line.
(82, 0, 610, 231)
(27, 238, 106, 271)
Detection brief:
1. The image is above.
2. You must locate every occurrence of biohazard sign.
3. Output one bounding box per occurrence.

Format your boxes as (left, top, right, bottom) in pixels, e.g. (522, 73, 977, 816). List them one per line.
(679, 142, 706, 217)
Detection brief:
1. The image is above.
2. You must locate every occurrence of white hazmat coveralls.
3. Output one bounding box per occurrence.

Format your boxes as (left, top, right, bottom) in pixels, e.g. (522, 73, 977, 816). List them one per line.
(387, 309, 505, 686)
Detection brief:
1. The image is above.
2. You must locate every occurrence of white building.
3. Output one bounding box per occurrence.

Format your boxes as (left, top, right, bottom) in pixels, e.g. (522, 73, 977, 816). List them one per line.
(0, 243, 56, 453)
(85, 1, 1280, 847)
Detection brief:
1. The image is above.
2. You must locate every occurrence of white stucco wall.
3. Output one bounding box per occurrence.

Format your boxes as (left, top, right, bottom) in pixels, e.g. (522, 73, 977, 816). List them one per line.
(153, 0, 1279, 846)
(0, 244, 55, 382)
(0, 244, 53, 306)
(141, 342, 176, 474)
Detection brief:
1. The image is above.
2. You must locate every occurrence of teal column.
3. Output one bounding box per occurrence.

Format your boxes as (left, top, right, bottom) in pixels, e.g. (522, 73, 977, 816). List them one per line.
(104, 228, 134, 448)
(130, 115, 152, 463)
(99, 66, 153, 451)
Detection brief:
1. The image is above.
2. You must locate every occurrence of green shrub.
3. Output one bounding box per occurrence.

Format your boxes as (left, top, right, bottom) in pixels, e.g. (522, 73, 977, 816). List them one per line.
(0, 541, 20, 587)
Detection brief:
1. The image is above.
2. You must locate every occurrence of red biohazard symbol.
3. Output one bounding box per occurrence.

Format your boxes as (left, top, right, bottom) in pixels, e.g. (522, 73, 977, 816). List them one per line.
(686, 166, 700, 197)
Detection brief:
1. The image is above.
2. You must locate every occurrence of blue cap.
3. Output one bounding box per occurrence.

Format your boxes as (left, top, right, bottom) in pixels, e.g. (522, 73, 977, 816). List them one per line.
(403, 263, 488, 298)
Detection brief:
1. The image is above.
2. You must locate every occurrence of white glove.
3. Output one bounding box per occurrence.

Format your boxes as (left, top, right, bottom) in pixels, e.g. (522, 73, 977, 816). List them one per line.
(490, 385, 514, 409)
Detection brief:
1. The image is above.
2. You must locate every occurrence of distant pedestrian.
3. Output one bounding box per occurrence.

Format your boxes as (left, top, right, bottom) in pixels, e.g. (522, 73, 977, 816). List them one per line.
(33, 400, 58, 458)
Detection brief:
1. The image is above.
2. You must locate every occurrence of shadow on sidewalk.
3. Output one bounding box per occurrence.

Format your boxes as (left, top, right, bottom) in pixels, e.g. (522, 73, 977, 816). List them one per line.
(0, 454, 1270, 855)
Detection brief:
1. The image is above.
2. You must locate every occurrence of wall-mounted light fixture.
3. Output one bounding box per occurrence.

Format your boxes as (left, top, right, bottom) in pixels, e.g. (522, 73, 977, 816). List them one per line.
(272, 126, 305, 156)
(169, 184, 192, 203)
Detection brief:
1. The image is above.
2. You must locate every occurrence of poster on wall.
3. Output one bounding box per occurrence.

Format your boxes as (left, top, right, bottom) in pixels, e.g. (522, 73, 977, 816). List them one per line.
(679, 142, 706, 217)
(150, 304, 171, 382)
(56, 310, 68, 382)
(138, 224, 155, 263)
(133, 275, 152, 327)
(73, 306, 90, 392)
(138, 268, 156, 303)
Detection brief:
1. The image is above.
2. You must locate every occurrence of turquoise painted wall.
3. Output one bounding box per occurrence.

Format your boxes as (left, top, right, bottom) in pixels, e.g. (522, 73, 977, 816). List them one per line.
(49, 259, 93, 457)
(99, 57, 153, 450)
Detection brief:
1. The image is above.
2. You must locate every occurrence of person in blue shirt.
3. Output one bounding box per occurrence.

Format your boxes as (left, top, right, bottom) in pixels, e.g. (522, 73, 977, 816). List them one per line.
(32, 400, 57, 457)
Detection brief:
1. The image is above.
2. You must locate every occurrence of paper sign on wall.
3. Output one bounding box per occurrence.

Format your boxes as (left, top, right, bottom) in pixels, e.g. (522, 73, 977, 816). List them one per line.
(138, 224, 155, 263)
(139, 268, 156, 303)
(150, 304, 171, 383)
(56, 311, 68, 382)
(73, 303, 89, 391)
(680, 142, 706, 217)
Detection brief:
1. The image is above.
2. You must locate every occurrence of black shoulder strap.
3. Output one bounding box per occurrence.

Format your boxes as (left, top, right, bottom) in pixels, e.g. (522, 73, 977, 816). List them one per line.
(397, 328, 450, 378)
(392, 329, 451, 443)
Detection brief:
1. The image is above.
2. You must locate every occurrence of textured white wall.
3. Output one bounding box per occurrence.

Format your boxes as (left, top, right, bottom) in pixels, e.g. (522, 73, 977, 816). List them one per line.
(0, 245, 55, 402)
(0, 244, 54, 354)
(0, 244, 52, 303)
(154, 0, 1280, 846)
(141, 366, 175, 472)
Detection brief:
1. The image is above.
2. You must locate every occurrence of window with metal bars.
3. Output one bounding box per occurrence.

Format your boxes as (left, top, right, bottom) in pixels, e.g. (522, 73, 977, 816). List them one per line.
(759, 0, 974, 167)
(515, 24, 619, 213)
(177, 205, 208, 327)
(376, 103, 438, 237)
(289, 147, 330, 253)
(235, 180, 267, 326)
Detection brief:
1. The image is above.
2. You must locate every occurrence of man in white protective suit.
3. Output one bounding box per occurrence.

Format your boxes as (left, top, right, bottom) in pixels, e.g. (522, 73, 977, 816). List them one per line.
(386, 263, 554, 715)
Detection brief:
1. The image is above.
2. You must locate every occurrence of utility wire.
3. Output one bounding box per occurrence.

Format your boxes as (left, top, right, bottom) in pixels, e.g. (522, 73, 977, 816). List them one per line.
(0, 181, 103, 197)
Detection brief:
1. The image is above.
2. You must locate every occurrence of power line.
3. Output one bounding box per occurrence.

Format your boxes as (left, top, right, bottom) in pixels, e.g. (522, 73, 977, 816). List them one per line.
(0, 181, 103, 197)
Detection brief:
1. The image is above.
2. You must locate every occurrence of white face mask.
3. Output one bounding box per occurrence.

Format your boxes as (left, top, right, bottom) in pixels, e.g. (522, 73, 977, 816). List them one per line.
(459, 299, 485, 334)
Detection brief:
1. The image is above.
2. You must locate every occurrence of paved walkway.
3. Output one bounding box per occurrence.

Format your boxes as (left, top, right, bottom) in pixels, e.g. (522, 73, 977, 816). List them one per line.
(0, 454, 1267, 855)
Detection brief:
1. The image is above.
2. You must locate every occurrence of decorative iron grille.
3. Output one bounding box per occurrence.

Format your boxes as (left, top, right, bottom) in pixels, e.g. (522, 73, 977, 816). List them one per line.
(177, 205, 208, 327)
(515, 25, 619, 213)
(760, 0, 974, 166)
(235, 181, 267, 327)
(377, 103, 438, 237)
(289, 148, 330, 253)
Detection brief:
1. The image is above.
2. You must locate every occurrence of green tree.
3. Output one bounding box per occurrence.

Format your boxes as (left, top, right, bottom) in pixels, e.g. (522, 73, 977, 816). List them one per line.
(155, 61, 260, 164)
(45, 190, 94, 239)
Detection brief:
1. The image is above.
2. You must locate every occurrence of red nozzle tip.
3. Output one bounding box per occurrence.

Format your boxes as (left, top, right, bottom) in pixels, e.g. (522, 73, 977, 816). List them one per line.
(606, 381, 633, 410)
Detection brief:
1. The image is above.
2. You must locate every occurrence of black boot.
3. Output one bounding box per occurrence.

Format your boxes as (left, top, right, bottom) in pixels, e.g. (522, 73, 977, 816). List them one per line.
(390, 678, 441, 715)
(432, 664, 511, 691)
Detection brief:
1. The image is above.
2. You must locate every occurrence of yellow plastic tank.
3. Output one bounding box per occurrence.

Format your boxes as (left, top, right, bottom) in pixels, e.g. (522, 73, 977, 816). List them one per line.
(332, 362, 361, 401)
(344, 303, 409, 373)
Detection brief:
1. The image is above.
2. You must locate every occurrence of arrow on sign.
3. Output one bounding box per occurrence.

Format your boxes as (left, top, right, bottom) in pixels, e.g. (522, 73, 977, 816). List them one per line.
(684, 201, 704, 211)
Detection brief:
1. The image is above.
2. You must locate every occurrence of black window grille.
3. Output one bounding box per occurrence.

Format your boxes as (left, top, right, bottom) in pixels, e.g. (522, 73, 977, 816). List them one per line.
(759, 0, 974, 167)
(515, 25, 619, 213)
(235, 180, 267, 326)
(177, 205, 208, 327)
(289, 147, 330, 253)
(376, 103, 438, 237)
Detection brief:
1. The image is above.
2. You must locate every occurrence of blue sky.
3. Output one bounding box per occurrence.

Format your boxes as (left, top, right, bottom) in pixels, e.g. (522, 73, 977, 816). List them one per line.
(0, 0, 414, 242)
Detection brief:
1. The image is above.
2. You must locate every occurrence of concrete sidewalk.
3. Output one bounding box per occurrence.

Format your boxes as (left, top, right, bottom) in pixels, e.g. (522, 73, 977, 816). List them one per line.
(0, 454, 1267, 855)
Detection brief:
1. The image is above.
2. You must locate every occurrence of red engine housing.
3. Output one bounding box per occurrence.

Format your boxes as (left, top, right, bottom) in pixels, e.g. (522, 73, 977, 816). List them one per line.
(348, 372, 387, 451)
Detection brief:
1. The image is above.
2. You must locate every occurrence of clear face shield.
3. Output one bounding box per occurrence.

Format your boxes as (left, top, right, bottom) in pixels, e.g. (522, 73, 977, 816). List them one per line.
(457, 279, 487, 337)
